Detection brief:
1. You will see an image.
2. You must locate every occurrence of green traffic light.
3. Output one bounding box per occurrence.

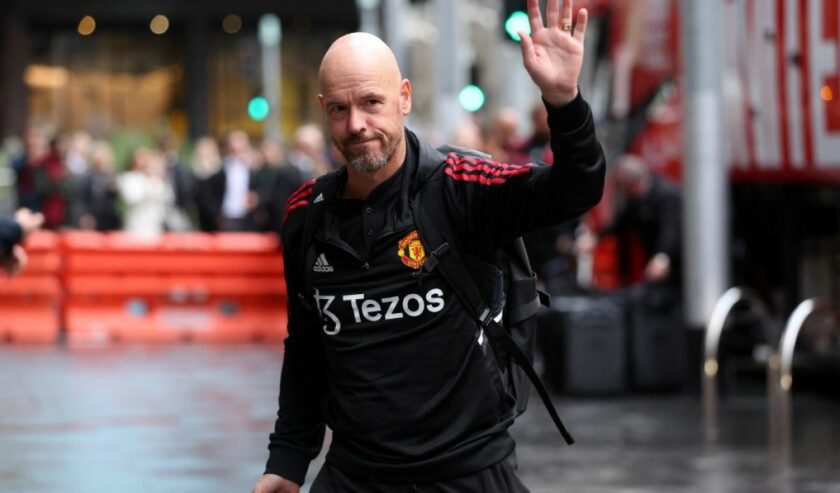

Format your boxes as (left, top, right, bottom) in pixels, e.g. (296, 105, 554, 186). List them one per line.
(459, 84, 486, 113)
(248, 96, 270, 121)
(504, 10, 530, 42)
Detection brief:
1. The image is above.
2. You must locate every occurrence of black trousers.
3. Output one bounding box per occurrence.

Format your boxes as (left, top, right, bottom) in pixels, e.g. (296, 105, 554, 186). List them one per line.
(311, 456, 530, 493)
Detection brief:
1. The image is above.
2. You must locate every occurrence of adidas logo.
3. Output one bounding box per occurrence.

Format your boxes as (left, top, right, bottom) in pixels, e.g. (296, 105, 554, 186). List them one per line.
(313, 193, 325, 204)
(313, 253, 334, 273)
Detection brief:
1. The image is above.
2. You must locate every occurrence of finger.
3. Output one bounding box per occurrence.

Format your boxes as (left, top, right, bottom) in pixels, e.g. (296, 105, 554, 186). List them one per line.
(573, 8, 588, 44)
(527, 0, 544, 33)
(546, 0, 561, 28)
(562, 0, 573, 27)
(519, 31, 536, 67)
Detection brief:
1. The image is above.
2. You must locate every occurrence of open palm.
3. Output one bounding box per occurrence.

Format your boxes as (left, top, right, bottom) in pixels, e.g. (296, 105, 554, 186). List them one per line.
(519, 0, 588, 107)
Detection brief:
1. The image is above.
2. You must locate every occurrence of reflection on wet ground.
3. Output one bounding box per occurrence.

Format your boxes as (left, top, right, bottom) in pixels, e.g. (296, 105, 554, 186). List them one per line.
(0, 346, 837, 493)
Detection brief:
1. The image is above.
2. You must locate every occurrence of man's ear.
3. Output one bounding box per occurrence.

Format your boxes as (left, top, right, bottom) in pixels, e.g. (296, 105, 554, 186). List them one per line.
(400, 79, 412, 115)
(318, 94, 325, 110)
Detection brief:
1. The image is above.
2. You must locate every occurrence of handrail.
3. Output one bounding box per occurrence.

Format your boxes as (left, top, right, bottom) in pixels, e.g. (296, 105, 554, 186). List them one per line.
(778, 299, 835, 392)
(703, 287, 772, 443)
(771, 298, 837, 461)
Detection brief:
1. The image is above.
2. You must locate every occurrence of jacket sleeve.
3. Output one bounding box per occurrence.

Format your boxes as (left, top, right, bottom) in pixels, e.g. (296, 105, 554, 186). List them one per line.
(264, 216, 327, 485)
(0, 219, 23, 257)
(444, 93, 606, 249)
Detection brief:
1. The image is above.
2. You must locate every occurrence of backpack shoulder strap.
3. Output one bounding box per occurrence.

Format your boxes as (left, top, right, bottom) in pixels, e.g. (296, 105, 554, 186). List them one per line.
(412, 185, 574, 445)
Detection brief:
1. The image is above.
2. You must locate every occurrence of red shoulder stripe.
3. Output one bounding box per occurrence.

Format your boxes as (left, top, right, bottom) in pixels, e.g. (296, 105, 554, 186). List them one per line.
(283, 199, 310, 223)
(446, 161, 531, 177)
(444, 166, 529, 185)
(282, 179, 316, 224)
(286, 179, 315, 206)
(453, 153, 528, 170)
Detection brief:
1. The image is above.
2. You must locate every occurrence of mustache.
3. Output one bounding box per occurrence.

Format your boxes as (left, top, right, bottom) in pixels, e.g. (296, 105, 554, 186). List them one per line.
(344, 132, 377, 145)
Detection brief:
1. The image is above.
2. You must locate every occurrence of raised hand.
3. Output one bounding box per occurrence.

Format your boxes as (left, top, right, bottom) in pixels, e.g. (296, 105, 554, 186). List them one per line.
(518, 0, 588, 107)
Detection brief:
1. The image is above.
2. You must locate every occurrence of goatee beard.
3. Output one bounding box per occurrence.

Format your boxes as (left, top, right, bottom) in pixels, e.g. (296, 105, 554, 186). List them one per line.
(348, 154, 388, 174)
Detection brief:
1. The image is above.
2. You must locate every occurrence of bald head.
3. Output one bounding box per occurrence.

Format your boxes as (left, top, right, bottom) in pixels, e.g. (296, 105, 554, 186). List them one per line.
(316, 33, 412, 181)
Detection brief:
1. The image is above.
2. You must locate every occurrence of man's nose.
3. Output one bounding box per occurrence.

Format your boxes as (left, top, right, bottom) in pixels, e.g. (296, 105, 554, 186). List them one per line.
(347, 107, 366, 134)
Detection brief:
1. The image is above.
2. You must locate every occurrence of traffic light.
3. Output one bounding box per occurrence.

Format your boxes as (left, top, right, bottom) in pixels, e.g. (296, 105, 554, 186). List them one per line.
(459, 85, 486, 112)
(459, 63, 486, 113)
(248, 96, 270, 121)
(502, 0, 530, 42)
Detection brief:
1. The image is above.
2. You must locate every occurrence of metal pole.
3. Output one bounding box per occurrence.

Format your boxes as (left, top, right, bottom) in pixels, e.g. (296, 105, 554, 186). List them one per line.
(185, 16, 210, 139)
(357, 0, 382, 37)
(433, 0, 467, 143)
(259, 14, 282, 142)
(681, 0, 729, 327)
(383, 0, 407, 72)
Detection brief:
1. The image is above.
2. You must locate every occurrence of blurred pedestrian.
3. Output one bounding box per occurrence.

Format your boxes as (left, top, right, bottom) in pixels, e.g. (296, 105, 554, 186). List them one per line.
(78, 141, 121, 231)
(11, 130, 71, 229)
(577, 153, 682, 291)
(287, 123, 332, 180)
(198, 130, 255, 231)
(482, 107, 520, 163)
(256, 138, 304, 237)
(253, 0, 604, 490)
(158, 132, 195, 231)
(37, 135, 71, 229)
(1, 208, 44, 276)
(118, 147, 169, 236)
(192, 136, 223, 232)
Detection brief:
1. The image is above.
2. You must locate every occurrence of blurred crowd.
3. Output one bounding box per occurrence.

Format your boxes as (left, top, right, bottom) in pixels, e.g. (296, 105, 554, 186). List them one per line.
(0, 123, 338, 239)
(0, 102, 558, 241)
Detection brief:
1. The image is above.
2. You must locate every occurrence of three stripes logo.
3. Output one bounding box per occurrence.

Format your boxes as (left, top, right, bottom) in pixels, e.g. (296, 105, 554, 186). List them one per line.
(313, 253, 334, 273)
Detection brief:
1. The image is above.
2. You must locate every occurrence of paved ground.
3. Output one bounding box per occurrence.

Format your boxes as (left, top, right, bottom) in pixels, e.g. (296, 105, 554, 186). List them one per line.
(0, 345, 838, 493)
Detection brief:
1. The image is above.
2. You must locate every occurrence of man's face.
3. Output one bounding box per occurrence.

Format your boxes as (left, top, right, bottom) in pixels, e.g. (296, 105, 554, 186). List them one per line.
(319, 70, 411, 174)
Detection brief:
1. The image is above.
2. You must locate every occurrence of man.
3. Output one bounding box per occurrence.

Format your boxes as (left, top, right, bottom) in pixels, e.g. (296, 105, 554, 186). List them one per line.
(1, 208, 44, 276)
(253, 1, 605, 491)
(197, 131, 254, 231)
(578, 153, 682, 289)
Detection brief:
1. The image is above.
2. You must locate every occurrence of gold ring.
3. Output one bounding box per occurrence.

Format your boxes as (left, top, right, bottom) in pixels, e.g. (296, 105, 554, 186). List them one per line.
(561, 23, 572, 32)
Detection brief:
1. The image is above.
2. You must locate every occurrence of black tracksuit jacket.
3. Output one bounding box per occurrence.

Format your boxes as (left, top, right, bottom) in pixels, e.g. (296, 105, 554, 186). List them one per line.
(266, 93, 606, 485)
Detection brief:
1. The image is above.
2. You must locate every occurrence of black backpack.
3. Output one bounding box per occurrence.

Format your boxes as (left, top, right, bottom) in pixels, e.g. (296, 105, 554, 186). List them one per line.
(294, 146, 574, 445)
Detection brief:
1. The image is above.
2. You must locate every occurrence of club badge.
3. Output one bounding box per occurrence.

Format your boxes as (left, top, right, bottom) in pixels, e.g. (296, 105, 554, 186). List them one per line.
(397, 230, 427, 269)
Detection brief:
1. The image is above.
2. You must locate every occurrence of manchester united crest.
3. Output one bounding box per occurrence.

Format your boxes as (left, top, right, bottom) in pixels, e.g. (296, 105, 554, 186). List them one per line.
(397, 230, 427, 269)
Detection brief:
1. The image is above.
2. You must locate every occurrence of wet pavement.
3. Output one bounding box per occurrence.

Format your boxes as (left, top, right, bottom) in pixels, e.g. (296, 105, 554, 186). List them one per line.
(0, 345, 838, 493)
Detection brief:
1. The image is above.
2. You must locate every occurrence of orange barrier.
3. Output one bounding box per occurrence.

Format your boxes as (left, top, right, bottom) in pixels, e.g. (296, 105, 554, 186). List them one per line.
(0, 231, 62, 343)
(62, 232, 287, 344)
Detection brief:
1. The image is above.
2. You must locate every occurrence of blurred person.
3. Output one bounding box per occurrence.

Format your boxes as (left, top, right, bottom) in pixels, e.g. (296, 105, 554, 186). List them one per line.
(252, 1, 604, 491)
(0, 208, 44, 276)
(287, 123, 332, 179)
(197, 130, 255, 231)
(192, 136, 223, 231)
(12, 127, 50, 214)
(77, 141, 121, 231)
(577, 153, 682, 291)
(158, 132, 195, 231)
(481, 107, 520, 162)
(37, 135, 71, 229)
(449, 119, 485, 150)
(191, 136, 223, 180)
(256, 138, 304, 237)
(118, 147, 169, 236)
(505, 102, 554, 166)
(65, 131, 92, 176)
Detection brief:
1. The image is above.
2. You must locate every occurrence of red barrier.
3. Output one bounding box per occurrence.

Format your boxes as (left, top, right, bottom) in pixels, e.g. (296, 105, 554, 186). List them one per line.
(0, 231, 62, 343)
(62, 232, 287, 345)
